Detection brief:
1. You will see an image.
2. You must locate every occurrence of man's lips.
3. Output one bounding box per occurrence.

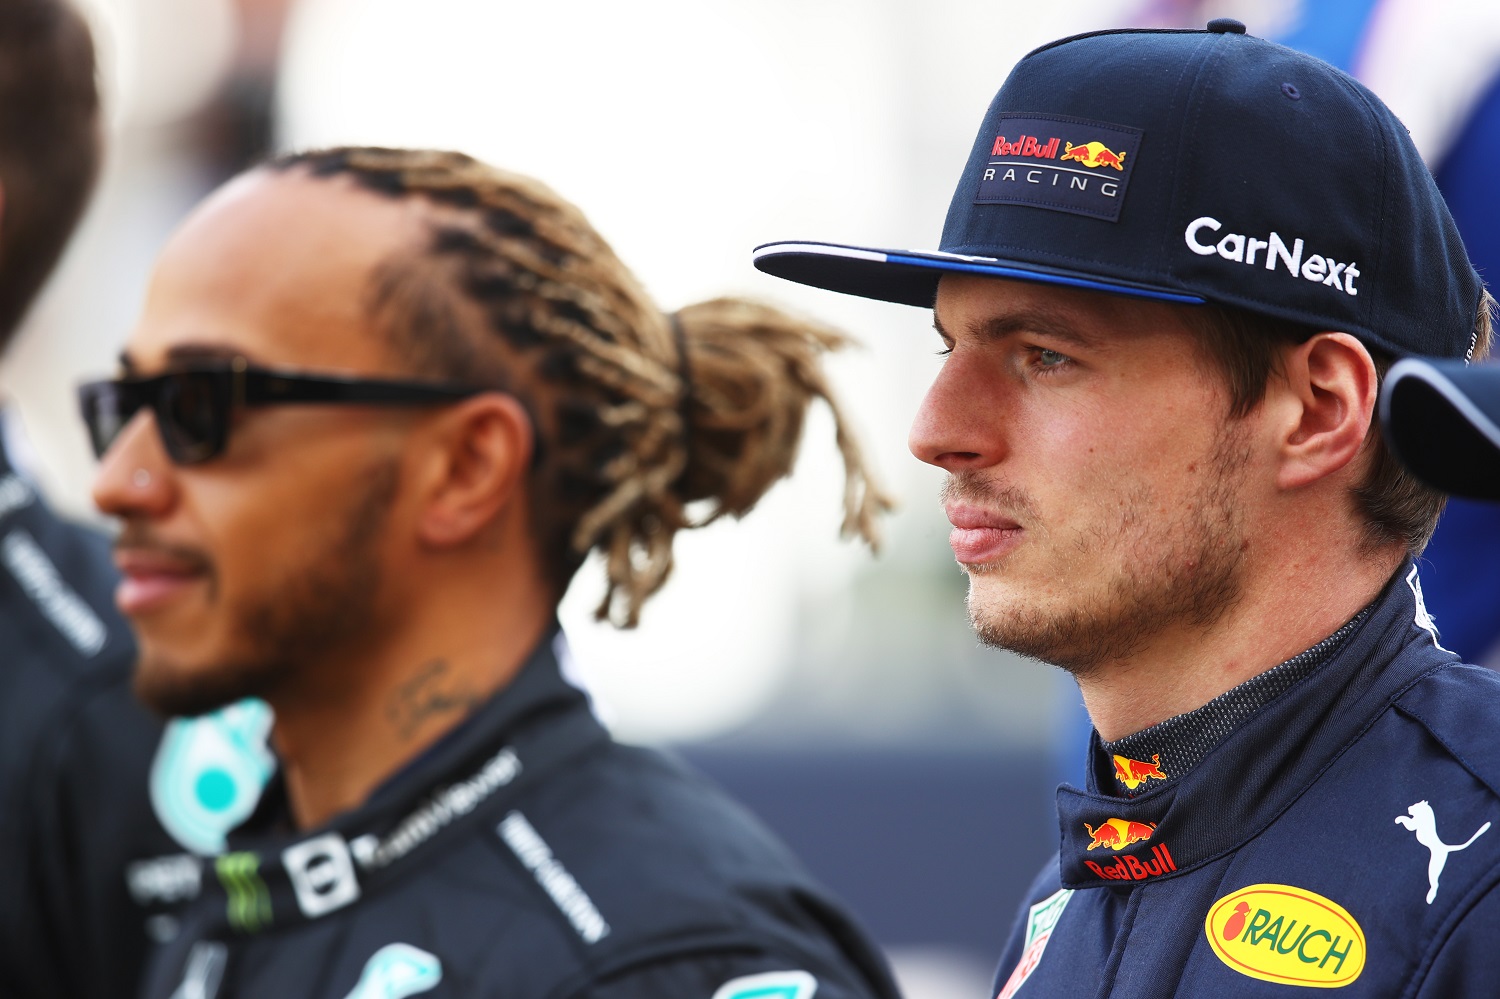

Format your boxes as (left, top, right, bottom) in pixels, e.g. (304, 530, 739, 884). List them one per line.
(113, 547, 209, 615)
(944, 505, 1023, 564)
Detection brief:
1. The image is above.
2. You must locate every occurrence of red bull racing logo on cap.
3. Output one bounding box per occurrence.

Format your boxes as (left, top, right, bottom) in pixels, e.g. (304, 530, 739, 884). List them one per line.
(975, 114, 1142, 222)
(990, 134, 1061, 159)
(1059, 141, 1126, 170)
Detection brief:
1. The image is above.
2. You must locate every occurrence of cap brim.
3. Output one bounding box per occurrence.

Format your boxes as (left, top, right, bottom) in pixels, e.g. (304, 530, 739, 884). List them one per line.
(1381, 358, 1500, 501)
(752, 241, 1207, 308)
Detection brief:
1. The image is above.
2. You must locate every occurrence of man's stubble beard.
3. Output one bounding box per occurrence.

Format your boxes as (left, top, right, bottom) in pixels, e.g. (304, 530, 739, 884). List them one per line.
(134, 460, 400, 717)
(959, 423, 1252, 680)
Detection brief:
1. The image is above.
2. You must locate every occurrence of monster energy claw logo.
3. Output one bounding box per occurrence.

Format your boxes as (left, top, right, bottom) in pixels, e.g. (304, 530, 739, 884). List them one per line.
(216, 851, 272, 933)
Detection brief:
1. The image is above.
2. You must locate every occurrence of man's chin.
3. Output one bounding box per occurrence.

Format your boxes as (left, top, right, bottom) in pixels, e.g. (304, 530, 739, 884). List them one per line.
(965, 585, 1108, 677)
(963, 576, 1040, 635)
(133, 650, 287, 719)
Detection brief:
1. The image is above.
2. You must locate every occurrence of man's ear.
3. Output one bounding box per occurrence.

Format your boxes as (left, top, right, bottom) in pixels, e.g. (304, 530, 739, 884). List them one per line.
(413, 393, 535, 548)
(1269, 332, 1378, 491)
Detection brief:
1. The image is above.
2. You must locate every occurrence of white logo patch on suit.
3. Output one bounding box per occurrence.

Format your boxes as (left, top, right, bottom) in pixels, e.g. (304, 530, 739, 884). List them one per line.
(710, 970, 817, 999)
(342, 944, 442, 999)
(1395, 800, 1490, 904)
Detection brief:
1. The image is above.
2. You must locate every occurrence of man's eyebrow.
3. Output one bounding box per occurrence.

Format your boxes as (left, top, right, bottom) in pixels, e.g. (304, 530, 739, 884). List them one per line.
(164, 344, 250, 365)
(117, 343, 258, 376)
(935, 308, 1104, 350)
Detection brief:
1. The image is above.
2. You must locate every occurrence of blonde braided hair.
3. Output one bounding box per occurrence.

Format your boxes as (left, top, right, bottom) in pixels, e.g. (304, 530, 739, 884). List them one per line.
(272, 147, 893, 626)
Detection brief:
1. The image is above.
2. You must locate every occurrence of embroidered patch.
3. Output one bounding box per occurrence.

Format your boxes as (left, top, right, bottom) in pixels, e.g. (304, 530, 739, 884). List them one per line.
(0, 473, 34, 520)
(499, 810, 610, 943)
(710, 970, 817, 999)
(215, 851, 271, 933)
(1405, 566, 1450, 652)
(973, 114, 1143, 221)
(343, 943, 442, 999)
(1083, 817, 1157, 851)
(1182, 217, 1362, 297)
(151, 699, 275, 855)
(282, 833, 361, 918)
(170, 942, 227, 999)
(1078, 818, 1177, 882)
(1205, 884, 1364, 987)
(1082, 843, 1178, 882)
(996, 888, 1073, 999)
(2, 528, 106, 656)
(1395, 800, 1490, 904)
(1111, 754, 1167, 791)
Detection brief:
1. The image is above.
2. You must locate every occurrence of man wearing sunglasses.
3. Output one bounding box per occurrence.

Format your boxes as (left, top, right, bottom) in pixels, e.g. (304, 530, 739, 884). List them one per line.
(0, 3, 209, 997)
(84, 146, 897, 999)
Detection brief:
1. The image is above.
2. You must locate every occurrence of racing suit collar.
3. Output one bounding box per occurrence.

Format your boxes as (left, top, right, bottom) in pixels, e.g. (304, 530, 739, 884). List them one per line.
(1091, 609, 1370, 799)
(1054, 560, 1458, 889)
(204, 625, 610, 935)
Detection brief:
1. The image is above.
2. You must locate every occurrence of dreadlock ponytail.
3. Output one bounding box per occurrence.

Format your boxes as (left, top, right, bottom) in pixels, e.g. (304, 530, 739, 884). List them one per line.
(269, 146, 893, 627)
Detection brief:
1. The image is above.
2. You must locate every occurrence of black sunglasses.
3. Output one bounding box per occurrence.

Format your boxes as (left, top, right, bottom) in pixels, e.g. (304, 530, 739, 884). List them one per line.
(78, 356, 487, 465)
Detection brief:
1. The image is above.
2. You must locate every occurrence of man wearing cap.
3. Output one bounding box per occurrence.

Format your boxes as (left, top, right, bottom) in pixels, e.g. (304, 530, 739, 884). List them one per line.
(757, 19, 1500, 996)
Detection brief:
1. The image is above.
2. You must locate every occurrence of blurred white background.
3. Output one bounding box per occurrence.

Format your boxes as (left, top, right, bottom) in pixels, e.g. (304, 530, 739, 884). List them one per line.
(29, 2, 1487, 994)
(10, 0, 1142, 749)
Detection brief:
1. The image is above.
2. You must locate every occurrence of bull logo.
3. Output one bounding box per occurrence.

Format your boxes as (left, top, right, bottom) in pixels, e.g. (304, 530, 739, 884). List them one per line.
(1112, 753, 1168, 791)
(1084, 818, 1156, 851)
(1060, 141, 1128, 170)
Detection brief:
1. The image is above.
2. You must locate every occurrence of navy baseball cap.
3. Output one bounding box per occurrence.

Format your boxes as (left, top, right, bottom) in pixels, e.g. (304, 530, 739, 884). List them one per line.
(755, 20, 1484, 361)
(1380, 359, 1500, 500)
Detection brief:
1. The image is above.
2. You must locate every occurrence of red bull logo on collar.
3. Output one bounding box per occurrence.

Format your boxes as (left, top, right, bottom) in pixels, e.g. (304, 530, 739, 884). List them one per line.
(1083, 845, 1178, 882)
(1081, 818, 1176, 881)
(1083, 817, 1156, 851)
(1112, 754, 1167, 791)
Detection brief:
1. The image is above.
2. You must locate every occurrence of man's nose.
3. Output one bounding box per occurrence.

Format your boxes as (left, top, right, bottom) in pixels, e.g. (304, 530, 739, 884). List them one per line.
(91, 411, 176, 520)
(908, 355, 1007, 473)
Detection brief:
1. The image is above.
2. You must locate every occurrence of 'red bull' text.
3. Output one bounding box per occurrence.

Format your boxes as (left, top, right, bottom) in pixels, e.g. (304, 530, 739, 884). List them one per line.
(1084, 843, 1177, 881)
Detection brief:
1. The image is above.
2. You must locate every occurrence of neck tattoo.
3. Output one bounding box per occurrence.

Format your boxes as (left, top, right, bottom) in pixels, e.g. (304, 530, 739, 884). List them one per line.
(386, 660, 483, 740)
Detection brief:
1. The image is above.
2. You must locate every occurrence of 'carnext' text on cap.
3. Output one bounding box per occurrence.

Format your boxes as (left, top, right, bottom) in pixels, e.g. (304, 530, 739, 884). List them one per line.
(1185, 216, 1360, 296)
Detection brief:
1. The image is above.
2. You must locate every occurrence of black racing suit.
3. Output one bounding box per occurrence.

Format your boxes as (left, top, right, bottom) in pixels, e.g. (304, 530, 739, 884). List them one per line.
(141, 631, 901, 999)
(0, 438, 178, 999)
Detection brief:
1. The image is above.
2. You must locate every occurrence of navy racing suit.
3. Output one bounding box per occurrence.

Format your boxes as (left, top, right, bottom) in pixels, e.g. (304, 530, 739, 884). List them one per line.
(142, 630, 901, 999)
(993, 562, 1500, 997)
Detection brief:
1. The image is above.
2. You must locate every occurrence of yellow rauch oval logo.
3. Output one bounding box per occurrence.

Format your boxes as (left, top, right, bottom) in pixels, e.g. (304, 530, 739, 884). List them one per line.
(1205, 884, 1365, 988)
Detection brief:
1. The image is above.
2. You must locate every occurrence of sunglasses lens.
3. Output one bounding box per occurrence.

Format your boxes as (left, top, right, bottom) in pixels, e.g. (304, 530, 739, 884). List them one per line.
(157, 372, 226, 464)
(77, 381, 132, 458)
